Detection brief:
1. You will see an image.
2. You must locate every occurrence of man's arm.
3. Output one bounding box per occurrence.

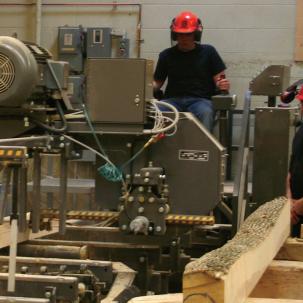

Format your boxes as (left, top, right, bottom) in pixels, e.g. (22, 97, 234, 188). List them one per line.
(286, 172, 303, 224)
(153, 80, 164, 91)
(286, 172, 292, 199)
(153, 80, 165, 100)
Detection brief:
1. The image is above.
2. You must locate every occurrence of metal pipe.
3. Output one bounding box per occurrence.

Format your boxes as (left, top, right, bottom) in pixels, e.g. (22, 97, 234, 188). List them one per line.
(59, 150, 68, 235)
(7, 166, 20, 293)
(0, 135, 50, 144)
(32, 150, 41, 233)
(7, 219, 18, 292)
(0, 2, 139, 6)
(232, 90, 251, 234)
(0, 2, 142, 58)
(18, 244, 88, 259)
(18, 166, 28, 233)
(35, 0, 42, 45)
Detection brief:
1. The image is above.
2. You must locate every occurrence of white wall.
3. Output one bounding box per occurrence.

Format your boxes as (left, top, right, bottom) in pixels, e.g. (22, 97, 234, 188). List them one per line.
(0, 0, 302, 107)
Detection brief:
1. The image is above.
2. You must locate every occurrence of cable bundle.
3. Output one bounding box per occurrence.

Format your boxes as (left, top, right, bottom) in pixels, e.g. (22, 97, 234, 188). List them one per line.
(63, 100, 179, 185)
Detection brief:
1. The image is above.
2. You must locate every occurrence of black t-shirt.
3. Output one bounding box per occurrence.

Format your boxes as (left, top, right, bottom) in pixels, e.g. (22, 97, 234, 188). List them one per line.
(289, 124, 303, 199)
(154, 44, 226, 99)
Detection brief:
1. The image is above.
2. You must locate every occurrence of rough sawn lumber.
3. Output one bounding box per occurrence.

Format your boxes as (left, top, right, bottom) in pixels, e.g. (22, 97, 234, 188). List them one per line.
(183, 197, 290, 303)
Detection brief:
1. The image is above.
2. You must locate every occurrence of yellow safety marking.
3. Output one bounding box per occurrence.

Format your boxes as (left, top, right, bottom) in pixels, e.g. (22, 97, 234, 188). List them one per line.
(15, 150, 22, 157)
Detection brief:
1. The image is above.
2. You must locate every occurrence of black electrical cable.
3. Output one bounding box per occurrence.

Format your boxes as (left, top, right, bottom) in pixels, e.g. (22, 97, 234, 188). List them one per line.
(29, 100, 67, 134)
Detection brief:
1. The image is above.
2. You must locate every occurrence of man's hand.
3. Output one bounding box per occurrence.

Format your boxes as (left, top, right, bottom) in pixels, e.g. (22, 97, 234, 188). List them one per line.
(213, 72, 230, 93)
(217, 78, 230, 92)
(291, 198, 303, 224)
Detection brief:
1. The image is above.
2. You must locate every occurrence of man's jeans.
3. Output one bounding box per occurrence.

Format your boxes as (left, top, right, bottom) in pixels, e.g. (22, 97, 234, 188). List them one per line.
(159, 97, 214, 132)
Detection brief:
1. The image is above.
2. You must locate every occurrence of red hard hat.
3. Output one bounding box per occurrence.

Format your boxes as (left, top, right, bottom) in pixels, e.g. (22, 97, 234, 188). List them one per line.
(171, 11, 202, 34)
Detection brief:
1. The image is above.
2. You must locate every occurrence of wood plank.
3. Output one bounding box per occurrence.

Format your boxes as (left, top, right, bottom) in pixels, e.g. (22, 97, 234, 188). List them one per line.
(183, 197, 290, 303)
(0, 218, 59, 249)
(250, 260, 303, 300)
(247, 299, 303, 303)
(295, 0, 303, 61)
(101, 262, 136, 303)
(275, 238, 303, 261)
(128, 293, 183, 303)
(128, 296, 303, 303)
(0, 296, 49, 303)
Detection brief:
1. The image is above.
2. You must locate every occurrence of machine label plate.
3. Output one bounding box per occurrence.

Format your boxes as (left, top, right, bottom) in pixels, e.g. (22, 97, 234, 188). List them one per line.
(179, 150, 209, 161)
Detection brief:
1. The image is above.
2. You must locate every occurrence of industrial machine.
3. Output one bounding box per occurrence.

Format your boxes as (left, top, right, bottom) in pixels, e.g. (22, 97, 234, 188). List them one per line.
(0, 36, 295, 302)
(0, 35, 235, 302)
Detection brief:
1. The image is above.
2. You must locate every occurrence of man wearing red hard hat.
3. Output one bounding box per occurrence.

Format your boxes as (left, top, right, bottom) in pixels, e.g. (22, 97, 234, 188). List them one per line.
(153, 11, 230, 132)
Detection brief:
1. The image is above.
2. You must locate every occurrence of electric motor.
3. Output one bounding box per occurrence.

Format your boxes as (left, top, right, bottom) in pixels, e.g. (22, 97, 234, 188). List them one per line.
(0, 36, 39, 107)
(0, 36, 69, 108)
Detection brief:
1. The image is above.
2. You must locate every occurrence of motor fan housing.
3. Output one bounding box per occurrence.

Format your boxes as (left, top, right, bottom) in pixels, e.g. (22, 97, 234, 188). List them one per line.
(0, 36, 39, 107)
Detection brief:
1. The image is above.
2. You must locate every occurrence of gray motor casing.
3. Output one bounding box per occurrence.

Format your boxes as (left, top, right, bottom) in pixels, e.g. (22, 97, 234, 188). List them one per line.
(0, 36, 39, 107)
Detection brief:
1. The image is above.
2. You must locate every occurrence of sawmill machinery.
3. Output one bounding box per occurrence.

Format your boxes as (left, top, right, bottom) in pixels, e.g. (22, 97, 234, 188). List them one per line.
(0, 35, 296, 302)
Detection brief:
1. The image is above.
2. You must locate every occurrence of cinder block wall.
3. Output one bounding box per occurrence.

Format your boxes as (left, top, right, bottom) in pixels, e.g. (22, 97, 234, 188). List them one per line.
(0, 0, 301, 107)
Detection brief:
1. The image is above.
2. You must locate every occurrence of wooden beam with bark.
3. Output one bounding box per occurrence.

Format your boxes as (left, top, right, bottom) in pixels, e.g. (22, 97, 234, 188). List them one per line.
(183, 197, 290, 303)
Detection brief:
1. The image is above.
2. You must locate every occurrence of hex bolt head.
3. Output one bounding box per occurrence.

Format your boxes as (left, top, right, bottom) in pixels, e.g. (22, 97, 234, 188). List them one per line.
(80, 264, 87, 273)
(155, 226, 162, 232)
(40, 266, 48, 274)
(59, 265, 67, 273)
(45, 291, 52, 299)
(138, 207, 144, 213)
(121, 224, 127, 230)
(20, 266, 28, 274)
(128, 196, 134, 202)
(158, 207, 164, 213)
(148, 197, 155, 203)
(138, 196, 145, 203)
(78, 282, 86, 295)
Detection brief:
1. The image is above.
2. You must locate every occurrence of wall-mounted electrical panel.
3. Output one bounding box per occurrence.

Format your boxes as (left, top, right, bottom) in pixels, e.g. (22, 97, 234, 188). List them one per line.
(86, 27, 112, 58)
(58, 26, 84, 73)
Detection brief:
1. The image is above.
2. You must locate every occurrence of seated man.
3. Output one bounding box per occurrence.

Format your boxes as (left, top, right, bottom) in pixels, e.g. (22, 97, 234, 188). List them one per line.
(153, 11, 230, 132)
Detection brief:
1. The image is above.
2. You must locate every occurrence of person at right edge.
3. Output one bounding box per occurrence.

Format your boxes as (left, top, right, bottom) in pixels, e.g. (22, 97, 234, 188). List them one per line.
(153, 11, 230, 132)
(283, 81, 303, 236)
